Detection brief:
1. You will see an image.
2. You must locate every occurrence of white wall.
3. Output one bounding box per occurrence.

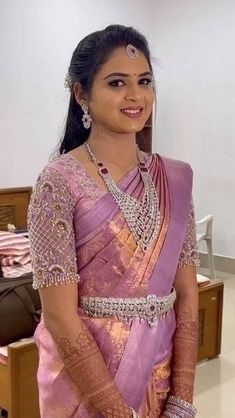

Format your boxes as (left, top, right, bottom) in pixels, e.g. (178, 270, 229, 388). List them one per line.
(152, 0, 235, 258)
(0, 0, 156, 185)
(1, 0, 234, 258)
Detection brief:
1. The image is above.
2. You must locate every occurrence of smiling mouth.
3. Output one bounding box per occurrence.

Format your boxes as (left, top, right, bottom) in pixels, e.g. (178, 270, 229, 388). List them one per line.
(120, 108, 143, 118)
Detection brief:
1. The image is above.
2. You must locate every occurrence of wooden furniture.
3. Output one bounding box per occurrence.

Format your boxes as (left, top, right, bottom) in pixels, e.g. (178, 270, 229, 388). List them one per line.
(0, 187, 39, 417)
(0, 339, 40, 418)
(0, 187, 32, 231)
(198, 280, 224, 361)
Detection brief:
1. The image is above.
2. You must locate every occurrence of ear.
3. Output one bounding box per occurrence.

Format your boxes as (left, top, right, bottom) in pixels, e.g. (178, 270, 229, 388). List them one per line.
(74, 82, 88, 106)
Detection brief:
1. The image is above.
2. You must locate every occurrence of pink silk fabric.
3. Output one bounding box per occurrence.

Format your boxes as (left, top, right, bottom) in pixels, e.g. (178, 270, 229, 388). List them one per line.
(0, 231, 32, 277)
(30, 153, 192, 417)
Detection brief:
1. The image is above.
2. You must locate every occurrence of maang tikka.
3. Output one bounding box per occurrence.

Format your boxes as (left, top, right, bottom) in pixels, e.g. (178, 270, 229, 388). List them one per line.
(81, 101, 92, 129)
(126, 44, 139, 59)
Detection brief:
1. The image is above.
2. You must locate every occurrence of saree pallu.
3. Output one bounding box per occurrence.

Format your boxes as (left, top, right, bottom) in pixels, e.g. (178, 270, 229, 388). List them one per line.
(28, 153, 193, 418)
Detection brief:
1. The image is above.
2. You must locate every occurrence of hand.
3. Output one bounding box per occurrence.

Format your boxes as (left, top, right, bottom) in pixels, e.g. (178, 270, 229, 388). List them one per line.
(103, 404, 133, 418)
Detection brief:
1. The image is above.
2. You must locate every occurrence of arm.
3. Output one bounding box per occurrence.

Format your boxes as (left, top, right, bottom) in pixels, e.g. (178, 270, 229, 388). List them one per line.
(28, 166, 132, 418)
(170, 265, 198, 403)
(40, 283, 132, 418)
(161, 198, 199, 418)
(161, 266, 198, 418)
(172, 197, 199, 402)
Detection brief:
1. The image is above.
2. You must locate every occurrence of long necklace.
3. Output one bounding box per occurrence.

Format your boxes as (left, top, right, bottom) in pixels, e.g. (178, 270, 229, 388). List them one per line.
(84, 142, 161, 252)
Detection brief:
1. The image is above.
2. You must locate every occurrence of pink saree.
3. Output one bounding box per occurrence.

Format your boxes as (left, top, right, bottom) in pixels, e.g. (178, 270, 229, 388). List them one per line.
(28, 153, 197, 418)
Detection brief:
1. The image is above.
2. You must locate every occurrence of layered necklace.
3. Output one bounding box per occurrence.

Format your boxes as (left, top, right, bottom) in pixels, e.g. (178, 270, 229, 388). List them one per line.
(84, 142, 161, 252)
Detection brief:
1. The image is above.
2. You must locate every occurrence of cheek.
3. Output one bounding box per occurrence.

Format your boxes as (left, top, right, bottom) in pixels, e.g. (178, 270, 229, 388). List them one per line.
(90, 93, 120, 113)
(146, 89, 155, 105)
(89, 93, 123, 120)
(89, 102, 120, 124)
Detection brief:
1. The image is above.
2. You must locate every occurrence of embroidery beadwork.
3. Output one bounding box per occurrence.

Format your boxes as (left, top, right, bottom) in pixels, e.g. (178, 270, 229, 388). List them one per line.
(177, 199, 200, 269)
(28, 167, 80, 289)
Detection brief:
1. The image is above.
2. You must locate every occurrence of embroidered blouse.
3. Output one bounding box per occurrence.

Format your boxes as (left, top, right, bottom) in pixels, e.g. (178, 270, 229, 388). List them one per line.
(28, 158, 199, 289)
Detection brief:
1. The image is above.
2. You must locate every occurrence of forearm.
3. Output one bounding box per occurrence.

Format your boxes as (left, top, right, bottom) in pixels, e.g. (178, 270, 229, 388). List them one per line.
(170, 292, 199, 403)
(45, 314, 131, 417)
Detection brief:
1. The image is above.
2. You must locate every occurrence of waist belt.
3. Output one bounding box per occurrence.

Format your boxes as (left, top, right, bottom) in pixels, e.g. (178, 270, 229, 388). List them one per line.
(80, 288, 176, 327)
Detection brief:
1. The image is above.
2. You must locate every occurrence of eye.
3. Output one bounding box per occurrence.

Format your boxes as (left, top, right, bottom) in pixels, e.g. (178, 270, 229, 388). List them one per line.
(139, 78, 153, 86)
(108, 79, 125, 87)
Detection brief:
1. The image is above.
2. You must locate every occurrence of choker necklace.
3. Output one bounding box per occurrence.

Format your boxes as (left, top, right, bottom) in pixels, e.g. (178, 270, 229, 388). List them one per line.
(84, 142, 161, 252)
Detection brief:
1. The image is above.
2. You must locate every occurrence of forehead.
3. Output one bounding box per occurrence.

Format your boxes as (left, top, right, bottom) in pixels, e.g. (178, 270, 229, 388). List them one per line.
(97, 47, 151, 77)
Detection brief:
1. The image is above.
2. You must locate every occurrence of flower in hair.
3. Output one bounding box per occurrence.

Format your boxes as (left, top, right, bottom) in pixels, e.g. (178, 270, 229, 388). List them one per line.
(64, 73, 72, 91)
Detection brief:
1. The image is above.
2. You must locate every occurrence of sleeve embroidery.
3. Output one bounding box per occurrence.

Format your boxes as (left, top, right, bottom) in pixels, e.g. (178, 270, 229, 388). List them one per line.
(28, 166, 80, 289)
(177, 198, 200, 269)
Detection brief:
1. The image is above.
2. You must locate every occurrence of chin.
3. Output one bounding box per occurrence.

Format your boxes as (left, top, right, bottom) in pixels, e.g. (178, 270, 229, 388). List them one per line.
(117, 121, 146, 134)
(115, 127, 143, 134)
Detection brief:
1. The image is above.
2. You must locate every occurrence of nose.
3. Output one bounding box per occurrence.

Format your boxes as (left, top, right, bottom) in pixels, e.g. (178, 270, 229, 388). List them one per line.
(125, 84, 143, 102)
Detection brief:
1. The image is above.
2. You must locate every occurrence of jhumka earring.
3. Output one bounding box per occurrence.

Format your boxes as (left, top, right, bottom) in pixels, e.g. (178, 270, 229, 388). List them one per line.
(81, 101, 92, 129)
(126, 44, 139, 59)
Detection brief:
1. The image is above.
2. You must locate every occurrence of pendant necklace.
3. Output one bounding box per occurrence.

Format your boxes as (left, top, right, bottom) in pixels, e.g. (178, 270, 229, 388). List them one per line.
(84, 142, 161, 252)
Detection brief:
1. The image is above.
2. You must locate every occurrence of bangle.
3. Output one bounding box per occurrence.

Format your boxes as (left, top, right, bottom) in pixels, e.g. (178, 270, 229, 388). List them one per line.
(163, 396, 197, 418)
(130, 407, 140, 418)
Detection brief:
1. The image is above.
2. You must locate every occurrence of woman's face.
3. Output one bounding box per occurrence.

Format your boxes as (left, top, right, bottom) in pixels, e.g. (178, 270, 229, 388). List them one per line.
(87, 47, 154, 134)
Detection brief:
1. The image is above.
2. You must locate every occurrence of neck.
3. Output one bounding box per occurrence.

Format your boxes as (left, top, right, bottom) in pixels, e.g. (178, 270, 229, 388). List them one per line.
(86, 125, 138, 168)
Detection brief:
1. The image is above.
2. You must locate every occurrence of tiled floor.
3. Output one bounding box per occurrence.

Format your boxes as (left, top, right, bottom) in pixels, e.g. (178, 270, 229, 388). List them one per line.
(194, 269, 235, 417)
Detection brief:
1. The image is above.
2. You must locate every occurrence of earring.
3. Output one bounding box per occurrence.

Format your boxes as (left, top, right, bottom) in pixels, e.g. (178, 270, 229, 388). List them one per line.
(81, 102, 92, 129)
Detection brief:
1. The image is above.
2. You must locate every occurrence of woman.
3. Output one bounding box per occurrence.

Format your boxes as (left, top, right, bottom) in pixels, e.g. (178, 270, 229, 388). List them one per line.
(28, 24, 199, 418)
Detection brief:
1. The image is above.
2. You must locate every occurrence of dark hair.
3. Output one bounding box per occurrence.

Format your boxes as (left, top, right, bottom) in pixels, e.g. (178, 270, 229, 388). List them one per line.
(59, 24, 154, 154)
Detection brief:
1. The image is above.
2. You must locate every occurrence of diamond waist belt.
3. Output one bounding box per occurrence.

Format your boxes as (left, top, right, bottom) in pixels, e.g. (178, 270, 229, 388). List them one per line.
(80, 288, 176, 327)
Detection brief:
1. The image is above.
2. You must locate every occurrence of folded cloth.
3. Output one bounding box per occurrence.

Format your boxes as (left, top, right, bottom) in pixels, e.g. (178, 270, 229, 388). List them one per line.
(1, 253, 30, 266)
(0, 231, 32, 278)
(0, 231, 30, 254)
(1, 262, 32, 278)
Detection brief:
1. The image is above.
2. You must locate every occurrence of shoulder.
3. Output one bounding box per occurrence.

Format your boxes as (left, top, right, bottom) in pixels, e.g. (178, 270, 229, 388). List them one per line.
(35, 154, 81, 188)
(31, 155, 78, 207)
(157, 154, 192, 172)
(154, 153, 193, 177)
(43, 154, 79, 183)
(153, 154, 194, 195)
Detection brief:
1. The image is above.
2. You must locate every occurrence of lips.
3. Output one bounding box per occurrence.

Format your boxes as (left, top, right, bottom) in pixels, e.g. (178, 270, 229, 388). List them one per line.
(120, 107, 143, 118)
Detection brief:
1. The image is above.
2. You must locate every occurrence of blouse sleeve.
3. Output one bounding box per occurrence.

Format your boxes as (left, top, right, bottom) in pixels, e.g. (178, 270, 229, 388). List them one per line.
(177, 197, 200, 269)
(28, 166, 80, 289)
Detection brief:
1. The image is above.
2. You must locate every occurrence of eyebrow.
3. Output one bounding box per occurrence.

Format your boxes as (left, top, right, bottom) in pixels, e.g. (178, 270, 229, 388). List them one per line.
(103, 71, 152, 80)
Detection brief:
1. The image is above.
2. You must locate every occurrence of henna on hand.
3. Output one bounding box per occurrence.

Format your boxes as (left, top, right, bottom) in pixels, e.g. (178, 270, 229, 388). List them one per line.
(103, 400, 132, 418)
(171, 311, 198, 403)
(56, 322, 131, 416)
